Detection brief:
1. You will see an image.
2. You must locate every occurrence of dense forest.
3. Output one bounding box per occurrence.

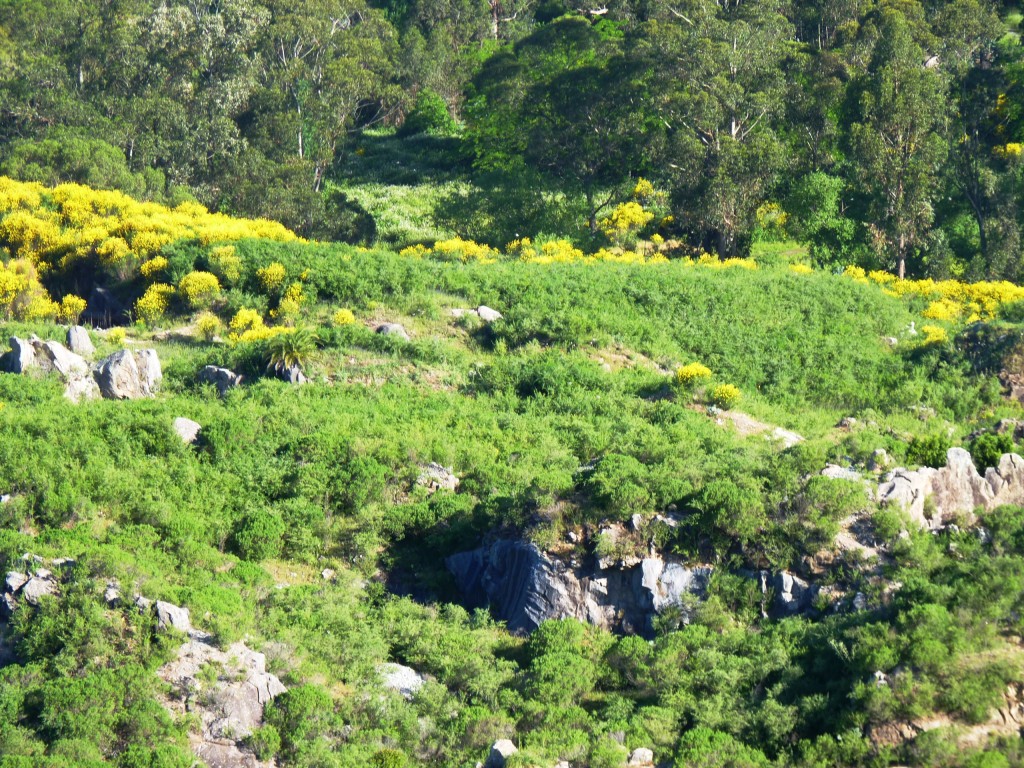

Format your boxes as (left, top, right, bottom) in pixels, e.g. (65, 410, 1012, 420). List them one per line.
(3, 0, 1024, 278)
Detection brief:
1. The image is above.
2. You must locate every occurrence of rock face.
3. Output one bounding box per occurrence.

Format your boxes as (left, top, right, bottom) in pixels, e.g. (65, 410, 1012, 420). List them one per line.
(477, 306, 503, 322)
(878, 448, 1024, 529)
(378, 662, 427, 699)
(159, 633, 286, 768)
(762, 571, 818, 614)
(376, 322, 410, 341)
(96, 349, 162, 399)
(628, 747, 655, 766)
(3, 561, 60, 613)
(447, 540, 713, 636)
(36, 340, 90, 379)
(155, 600, 192, 633)
(66, 325, 95, 356)
(199, 365, 244, 396)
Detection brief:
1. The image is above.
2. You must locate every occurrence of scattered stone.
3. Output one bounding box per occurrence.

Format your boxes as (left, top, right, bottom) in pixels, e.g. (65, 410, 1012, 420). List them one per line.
(567, 531, 579, 544)
(874, 670, 889, 687)
(96, 349, 162, 399)
(630, 513, 644, 531)
(417, 462, 460, 493)
(135, 595, 153, 613)
(376, 323, 410, 341)
(155, 600, 192, 634)
(1, 593, 16, 618)
(198, 365, 243, 396)
(477, 306, 503, 322)
(66, 326, 95, 356)
(853, 592, 868, 611)
(378, 662, 427, 700)
(883, 336, 899, 346)
(763, 570, 818, 614)
(34, 567, 52, 580)
(21, 576, 57, 606)
(628, 747, 655, 766)
(104, 582, 121, 606)
(64, 373, 100, 403)
(838, 417, 857, 428)
(0, 494, 9, 504)
(50, 557, 74, 569)
(321, 568, 336, 581)
(5, 571, 28, 593)
(996, 419, 1021, 435)
(486, 740, 518, 768)
(173, 417, 202, 444)
(770, 427, 804, 448)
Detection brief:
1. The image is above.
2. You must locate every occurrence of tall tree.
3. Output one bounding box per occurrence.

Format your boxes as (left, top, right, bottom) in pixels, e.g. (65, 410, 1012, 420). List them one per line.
(844, 8, 946, 278)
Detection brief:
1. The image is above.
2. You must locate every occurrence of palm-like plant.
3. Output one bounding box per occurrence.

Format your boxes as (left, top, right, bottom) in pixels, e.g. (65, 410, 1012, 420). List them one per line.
(264, 327, 318, 373)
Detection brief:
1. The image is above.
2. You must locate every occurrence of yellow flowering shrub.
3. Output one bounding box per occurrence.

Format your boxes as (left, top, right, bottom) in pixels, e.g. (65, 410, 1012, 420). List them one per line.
(921, 324, 949, 345)
(57, 295, 87, 324)
(675, 362, 712, 387)
(209, 245, 242, 284)
(333, 308, 356, 326)
(0, 258, 58, 321)
(139, 256, 169, 280)
(256, 262, 287, 292)
(108, 327, 127, 346)
(399, 244, 429, 258)
(0, 176, 301, 283)
(922, 299, 962, 322)
(178, 271, 221, 309)
(427, 237, 500, 263)
(600, 202, 654, 242)
(843, 265, 868, 283)
(196, 311, 222, 341)
(709, 383, 742, 410)
(227, 307, 295, 343)
(789, 264, 813, 275)
(273, 282, 304, 321)
(135, 283, 175, 324)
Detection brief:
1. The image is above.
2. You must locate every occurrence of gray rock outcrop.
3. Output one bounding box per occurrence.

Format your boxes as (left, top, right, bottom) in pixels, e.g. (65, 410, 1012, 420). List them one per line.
(417, 462, 460, 493)
(628, 747, 655, 766)
(199, 365, 243, 396)
(1, 337, 36, 373)
(447, 540, 713, 636)
(878, 448, 1024, 529)
(378, 662, 427, 699)
(159, 633, 286, 768)
(66, 326, 95, 356)
(173, 417, 202, 444)
(477, 306, 503, 322)
(36, 340, 89, 379)
(376, 323, 410, 341)
(96, 349, 162, 399)
(3, 562, 60, 612)
(155, 600, 192, 634)
(485, 739, 518, 768)
(762, 571, 818, 614)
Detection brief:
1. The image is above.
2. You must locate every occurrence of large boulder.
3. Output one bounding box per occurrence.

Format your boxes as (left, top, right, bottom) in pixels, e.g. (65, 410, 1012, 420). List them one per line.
(376, 323, 410, 341)
(96, 349, 162, 399)
(199, 365, 243, 396)
(173, 417, 202, 444)
(66, 326, 95, 357)
(155, 600, 192, 634)
(63, 373, 100, 403)
(485, 740, 518, 768)
(35, 340, 89, 379)
(1, 337, 36, 373)
(477, 306, 504, 323)
(417, 462, 460, 493)
(628, 748, 655, 766)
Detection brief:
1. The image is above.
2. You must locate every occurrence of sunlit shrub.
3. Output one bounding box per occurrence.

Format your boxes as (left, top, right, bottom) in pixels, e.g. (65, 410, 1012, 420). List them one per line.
(57, 294, 87, 324)
(332, 308, 356, 326)
(257, 262, 287, 293)
(139, 256, 168, 280)
(135, 283, 175, 324)
(675, 362, 712, 388)
(196, 311, 222, 341)
(709, 383, 741, 410)
(178, 271, 221, 309)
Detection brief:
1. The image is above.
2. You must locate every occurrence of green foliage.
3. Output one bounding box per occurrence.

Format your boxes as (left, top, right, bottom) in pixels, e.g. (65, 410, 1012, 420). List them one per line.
(971, 432, 1015, 472)
(907, 434, 953, 468)
(399, 89, 456, 137)
(232, 510, 286, 562)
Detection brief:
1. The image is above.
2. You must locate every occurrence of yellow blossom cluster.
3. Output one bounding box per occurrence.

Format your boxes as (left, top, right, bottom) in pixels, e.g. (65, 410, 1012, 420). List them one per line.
(256, 262, 287, 292)
(333, 308, 356, 326)
(139, 256, 169, 280)
(0, 258, 58, 320)
(196, 312, 222, 341)
(401, 237, 501, 263)
(507, 238, 585, 264)
(209, 245, 242, 284)
(599, 201, 654, 240)
(843, 265, 1024, 321)
(227, 307, 295, 343)
(789, 264, 814, 275)
(57, 295, 87, 324)
(178, 271, 221, 309)
(134, 283, 175, 324)
(0, 176, 300, 282)
(921, 324, 949, 345)
(675, 362, 712, 387)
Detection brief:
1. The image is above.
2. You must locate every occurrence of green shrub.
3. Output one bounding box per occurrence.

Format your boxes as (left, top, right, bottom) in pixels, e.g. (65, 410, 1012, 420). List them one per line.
(970, 432, 1014, 472)
(906, 434, 952, 468)
(232, 510, 285, 561)
(398, 89, 456, 137)
(245, 725, 281, 761)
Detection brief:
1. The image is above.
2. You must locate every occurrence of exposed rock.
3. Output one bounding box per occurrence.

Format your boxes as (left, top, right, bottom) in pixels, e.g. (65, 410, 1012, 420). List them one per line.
(762, 570, 818, 614)
(199, 365, 243, 396)
(66, 326, 95, 356)
(173, 417, 202, 444)
(628, 747, 655, 766)
(450, 308, 477, 318)
(376, 323, 410, 341)
(35, 340, 90, 379)
(853, 592, 868, 611)
(5, 571, 28, 593)
(417, 462, 460, 493)
(837, 416, 857, 428)
(63, 373, 100, 403)
(878, 448, 1024, 529)
(1, 593, 16, 618)
(868, 449, 891, 472)
(159, 634, 285, 767)
(321, 568, 336, 581)
(821, 464, 862, 482)
(155, 600, 192, 633)
(771, 427, 805, 448)
(486, 739, 518, 768)
(278, 365, 306, 384)
(135, 595, 153, 613)
(21, 576, 57, 606)
(1, 337, 36, 373)
(104, 582, 121, 606)
(96, 349, 161, 399)
(447, 540, 713, 636)
(378, 662, 427, 699)
(477, 306, 503, 322)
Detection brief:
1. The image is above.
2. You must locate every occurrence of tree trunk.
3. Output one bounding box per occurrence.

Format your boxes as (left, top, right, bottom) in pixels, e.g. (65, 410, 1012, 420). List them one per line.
(897, 233, 906, 279)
